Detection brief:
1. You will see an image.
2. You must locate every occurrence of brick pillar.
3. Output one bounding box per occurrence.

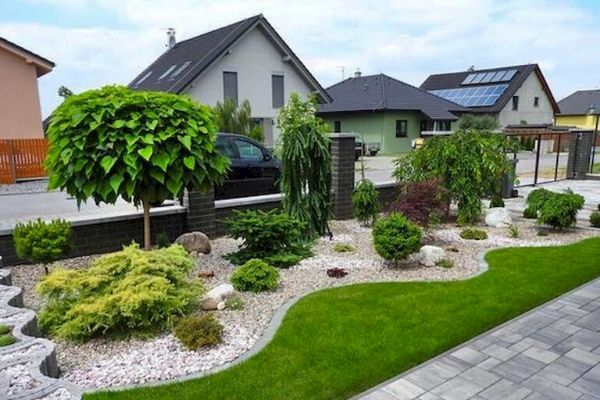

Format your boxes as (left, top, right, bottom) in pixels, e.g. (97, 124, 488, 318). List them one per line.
(182, 189, 216, 236)
(566, 130, 594, 179)
(330, 134, 355, 219)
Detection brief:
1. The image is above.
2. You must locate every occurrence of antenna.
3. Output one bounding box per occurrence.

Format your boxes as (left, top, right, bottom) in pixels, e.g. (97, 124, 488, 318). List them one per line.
(336, 66, 345, 80)
(166, 27, 176, 49)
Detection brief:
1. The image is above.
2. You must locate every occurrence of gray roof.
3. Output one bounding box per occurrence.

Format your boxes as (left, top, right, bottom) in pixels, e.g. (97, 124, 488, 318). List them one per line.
(557, 89, 600, 115)
(420, 64, 559, 114)
(318, 74, 468, 120)
(128, 14, 330, 102)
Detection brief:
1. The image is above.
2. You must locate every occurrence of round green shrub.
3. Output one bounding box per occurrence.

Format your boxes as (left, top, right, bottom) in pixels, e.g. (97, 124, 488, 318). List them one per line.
(589, 211, 600, 228)
(352, 179, 380, 226)
(13, 218, 71, 273)
(538, 191, 585, 230)
(0, 334, 16, 347)
(372, 213, 422, 263)
(173, 314, 223, 350)
(0, 324, 10, 335)
(523, 207, 537, 219)
(231, 259, 280, 293)
(489, 195, 504, 208)
(459, 228, 488, 240)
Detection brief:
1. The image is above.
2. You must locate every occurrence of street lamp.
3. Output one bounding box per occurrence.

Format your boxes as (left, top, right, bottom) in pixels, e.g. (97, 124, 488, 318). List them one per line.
(588, 103, 599, 173)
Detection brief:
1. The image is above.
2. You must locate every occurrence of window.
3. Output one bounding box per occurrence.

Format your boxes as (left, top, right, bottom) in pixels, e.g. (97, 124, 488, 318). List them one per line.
(216, 136, 236, 158)
(272, 74, 284, 108)
(334, 121, 341, 133)
(233, 139, 264, 161)
(438, 121, 451, 131)
(158, 65, 177, 80)
(170, 61, 191, 79)
(512, 96, 519, 111)
(396, 120, 408, 137)
(534, 96, 540, 107)
(223, 71, 238, 105)
(136, 71, 152, 85)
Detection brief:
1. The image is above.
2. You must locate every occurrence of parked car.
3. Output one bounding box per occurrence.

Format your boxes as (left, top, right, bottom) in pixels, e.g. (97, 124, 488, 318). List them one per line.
(354, 138, 380, 160)
(215, 133, 281, 200)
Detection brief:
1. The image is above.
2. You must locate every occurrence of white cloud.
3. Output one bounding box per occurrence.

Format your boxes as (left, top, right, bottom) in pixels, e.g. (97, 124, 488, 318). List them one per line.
(3, 0, 600, 116)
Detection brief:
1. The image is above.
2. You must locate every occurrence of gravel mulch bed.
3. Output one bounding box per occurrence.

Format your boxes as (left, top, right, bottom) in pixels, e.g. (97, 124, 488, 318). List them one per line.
(0, 179, 51, 195)
(9, 217, 599, 389)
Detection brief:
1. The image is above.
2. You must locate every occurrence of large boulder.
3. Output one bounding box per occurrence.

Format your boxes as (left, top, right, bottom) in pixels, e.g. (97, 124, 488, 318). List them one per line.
(174, 231, 211, 254)
(419, 245, 445, 267)
(485, 207, 512, 228)
(205, 283, 234, 302)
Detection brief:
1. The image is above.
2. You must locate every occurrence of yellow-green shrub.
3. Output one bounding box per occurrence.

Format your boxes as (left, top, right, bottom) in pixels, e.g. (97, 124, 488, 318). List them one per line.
(173, 314, 223, 350)
(36, 243, 202, 340)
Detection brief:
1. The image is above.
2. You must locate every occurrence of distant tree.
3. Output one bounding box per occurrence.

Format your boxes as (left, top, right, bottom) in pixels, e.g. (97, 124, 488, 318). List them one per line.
(46, 85, 229, 249)
(58, 86, 74, 99)
(457, 114, 499, 131)
(213, 98, 264, 142)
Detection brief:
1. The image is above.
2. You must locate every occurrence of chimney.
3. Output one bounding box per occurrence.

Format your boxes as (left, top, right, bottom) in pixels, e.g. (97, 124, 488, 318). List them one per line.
(354, 68, 361, 78)
(167, 28, 176, 49)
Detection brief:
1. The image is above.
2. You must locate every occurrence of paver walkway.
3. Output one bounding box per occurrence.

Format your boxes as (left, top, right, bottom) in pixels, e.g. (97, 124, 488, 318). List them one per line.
(357, 277, 600, 400)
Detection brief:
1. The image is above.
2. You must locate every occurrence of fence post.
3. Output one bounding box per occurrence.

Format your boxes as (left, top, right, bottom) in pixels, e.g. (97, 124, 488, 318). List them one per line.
(566, 130, 594, 179)
(182, 189, 216, 236)
(330, 133, 355, 219)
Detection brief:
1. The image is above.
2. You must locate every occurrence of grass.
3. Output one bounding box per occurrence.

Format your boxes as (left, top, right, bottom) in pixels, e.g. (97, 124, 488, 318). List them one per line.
(88, 238, 600, 400)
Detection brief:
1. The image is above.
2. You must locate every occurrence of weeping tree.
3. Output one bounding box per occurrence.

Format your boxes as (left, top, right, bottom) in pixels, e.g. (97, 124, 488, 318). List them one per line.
(213, 98, 264, 142)
(277, 93, 331, 236)
(46, 85, 229, 249)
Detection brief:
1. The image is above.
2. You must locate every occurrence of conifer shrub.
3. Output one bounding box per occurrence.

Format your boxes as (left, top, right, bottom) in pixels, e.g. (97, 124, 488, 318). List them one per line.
(13, 219, 71, 274)
(230, 259, 279, 293)
(459, 228, 488, 240)
(590, 211, 600, 228)
(173, 314, 223, 350)
(352, 179, 380, 226)
(372, 213, 422, 264)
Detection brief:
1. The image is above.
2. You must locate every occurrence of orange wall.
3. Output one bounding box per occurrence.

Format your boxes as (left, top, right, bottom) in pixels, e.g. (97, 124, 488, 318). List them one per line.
(0, 46, 45, 139)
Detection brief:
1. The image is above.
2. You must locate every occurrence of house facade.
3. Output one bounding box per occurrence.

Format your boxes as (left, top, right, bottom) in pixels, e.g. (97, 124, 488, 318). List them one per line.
(555, 89, 600, 130)
(129, 15, 329, 147)
(318, 73, 467, 153)
(0, 37, 54, 139)
(420, 64, 559, 127)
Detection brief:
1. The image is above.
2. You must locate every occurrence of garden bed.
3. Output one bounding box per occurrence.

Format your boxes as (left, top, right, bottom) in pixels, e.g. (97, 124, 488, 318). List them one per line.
(10, 217, 598, 389)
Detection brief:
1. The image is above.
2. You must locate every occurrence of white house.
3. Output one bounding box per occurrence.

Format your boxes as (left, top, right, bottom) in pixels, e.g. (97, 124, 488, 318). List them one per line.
(129, 14, 330, 147)
(420, 64, 559, 127)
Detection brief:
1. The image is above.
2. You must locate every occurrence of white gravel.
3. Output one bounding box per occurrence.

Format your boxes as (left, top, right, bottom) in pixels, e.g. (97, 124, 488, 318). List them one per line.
(4, 363, 39, 395)
(9, 217, 599, 390)
(0, 179, 50, 195)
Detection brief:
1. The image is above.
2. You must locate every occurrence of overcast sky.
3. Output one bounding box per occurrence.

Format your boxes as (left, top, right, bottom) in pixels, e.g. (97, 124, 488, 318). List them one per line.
(2, 0, 599, 117)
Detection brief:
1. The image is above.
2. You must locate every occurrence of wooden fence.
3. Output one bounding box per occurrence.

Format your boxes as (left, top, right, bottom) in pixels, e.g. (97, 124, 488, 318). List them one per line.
(0, 139, 48, 184)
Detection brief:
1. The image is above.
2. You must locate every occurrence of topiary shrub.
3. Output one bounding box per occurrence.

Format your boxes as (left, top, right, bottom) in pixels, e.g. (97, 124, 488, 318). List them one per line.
(489, 195, 504, 208)
(36, 243, 201, 340)
(231, 259, 280, 293)
(224, 209, 311, 268)
(523, 207, 537, 219)
(526, 188, 555, 214)
(537, 191, 584, 229)
(590, 211, 600, 228)
(13, 219, 71, 274)
(173, 314, 223, 350)
(459, 228, 488, 240)
(390, 179, 450, 226)
(352, 179, 380, 226)
(372, 213, 422, 264)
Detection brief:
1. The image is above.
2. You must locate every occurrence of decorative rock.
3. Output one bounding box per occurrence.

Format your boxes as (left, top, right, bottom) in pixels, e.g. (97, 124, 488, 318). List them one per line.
(418, 245, 445, 267)
(200, 298, 218, 311)
(217, 301, 226, 311)
(198, 271, 215, 278)
(174, 232, 211, 254)
(485, 207, 512, 228)
(205, 284, 235, 302)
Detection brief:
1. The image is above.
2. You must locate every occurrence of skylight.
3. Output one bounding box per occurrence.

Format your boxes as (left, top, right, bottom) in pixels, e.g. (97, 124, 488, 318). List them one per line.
(461, 69, 518, 86)
(136, 71, 152, 85)
(170, 61, 191, 79)
(158, 64, 177, 80)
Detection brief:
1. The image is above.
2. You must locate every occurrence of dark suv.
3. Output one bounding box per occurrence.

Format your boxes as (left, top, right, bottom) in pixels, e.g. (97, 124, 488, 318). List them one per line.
(215, 133, 281, 200)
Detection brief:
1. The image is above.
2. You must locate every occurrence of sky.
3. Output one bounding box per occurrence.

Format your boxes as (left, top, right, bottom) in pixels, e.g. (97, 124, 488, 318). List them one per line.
(1, 0, 600, 117)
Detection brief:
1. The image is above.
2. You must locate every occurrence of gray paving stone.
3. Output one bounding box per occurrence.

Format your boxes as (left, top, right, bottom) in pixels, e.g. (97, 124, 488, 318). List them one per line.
(478, 379, 532, 400)
(492, 354, 545, 383)
(536, 356, 590, 386)
(460, 366, 500, 389)
(559, 328, 600, 352)
(564, 347, 600, 366)
(528, 325, 572, 347)
(508, 341, 532, 354)
(521, 375, 583, 400)
(521, 346, 560, 364)
(570, 364, 600, 394)
(481, 344, 517, 361)
(575, 309, 600, 331)
(430, 376, 482, 400)
(478, 357, 503, 371)
(451, 347, 488, 365)
(383, 379, 425, 400)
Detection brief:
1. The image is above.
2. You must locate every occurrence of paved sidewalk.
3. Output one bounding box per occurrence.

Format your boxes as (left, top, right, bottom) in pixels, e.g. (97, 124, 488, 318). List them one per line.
(357, 278, 600, 400)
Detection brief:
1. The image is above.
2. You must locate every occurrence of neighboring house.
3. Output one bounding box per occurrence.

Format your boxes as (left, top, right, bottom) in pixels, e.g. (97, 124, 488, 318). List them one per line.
(129, 14, 330, 147)
(420, 64, 559, 127)
(317, 73, 468, 153)
(0, 37, 54, 139)
(555, 89, 600, 132)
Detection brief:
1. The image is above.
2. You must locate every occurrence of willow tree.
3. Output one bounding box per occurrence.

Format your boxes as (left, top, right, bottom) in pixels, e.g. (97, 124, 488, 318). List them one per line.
(213, 98, 264, 142)
(46, 85, 229, 249)
(277, 93, 331, 236)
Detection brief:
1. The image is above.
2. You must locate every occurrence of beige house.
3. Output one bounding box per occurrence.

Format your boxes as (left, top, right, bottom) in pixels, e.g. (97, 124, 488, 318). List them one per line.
(0, 37, 54, 139)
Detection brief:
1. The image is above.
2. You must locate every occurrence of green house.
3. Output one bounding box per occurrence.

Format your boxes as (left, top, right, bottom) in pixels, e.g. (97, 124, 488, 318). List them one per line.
(318, 73, 467, 154)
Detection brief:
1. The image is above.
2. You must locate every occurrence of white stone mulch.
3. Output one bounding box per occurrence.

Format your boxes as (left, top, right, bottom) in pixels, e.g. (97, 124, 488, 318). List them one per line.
(9, 217, 599, 390)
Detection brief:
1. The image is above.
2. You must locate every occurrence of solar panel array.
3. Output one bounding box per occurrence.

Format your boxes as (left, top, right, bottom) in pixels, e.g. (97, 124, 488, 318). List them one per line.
(429, 84, 509, 107)
(461, 69, 517, 85)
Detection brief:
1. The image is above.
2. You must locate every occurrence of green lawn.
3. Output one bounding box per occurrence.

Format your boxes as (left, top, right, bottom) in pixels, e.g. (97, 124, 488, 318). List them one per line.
(88, 238, 600, 400)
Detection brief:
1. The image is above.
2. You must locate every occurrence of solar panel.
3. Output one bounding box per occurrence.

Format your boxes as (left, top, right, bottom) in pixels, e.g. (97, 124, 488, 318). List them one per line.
(429, 84, 508, 107)
(461, 73, 477, 85)
(502, 69, 517, 81)
(461, 69, 519, 85)
(480, 72, 496, 84)
(470, 73, 486, 84)
(489, 70, 506, 83)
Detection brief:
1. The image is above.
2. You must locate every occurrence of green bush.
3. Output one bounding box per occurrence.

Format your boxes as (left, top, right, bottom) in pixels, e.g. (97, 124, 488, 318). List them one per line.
(508, 224, 520, 239)
(372, 213, 422, 264)
(436, 259, 454, 269)
(0, 324, 10, 335)
(333, 243, 355, 253)
(231, 259, 280, 293)
(489, 195, 504, 208)
(523, 207, 537, 219)
(173, 314, 223, 350)
(225, 296, 245, 310)
(459, 228, 488, 240)
(224, 210, 311, 268)
(36, 243, 202, 340)
(538, 191, 584, 229)
(590, 211, 600, 228)
(0, 334, 16, 347)
(13, 219, 71, 273)
(352, 179, 380, 226)
(526, 188, 555, 213)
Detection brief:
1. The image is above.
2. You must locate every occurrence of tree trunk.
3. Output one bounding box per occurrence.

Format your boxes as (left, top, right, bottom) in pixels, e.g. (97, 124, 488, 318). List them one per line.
(142, 198, 151, 250)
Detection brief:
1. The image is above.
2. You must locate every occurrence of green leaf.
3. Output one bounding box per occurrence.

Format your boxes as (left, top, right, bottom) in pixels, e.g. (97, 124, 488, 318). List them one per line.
(109, 174, 124, 194)
(138, 146, 153, 161)
(142, 134, 155, 145)
(178, 135, 192, 151)
(100, 155, 117, 173)
(166, 178, 183, 196)
(183, 156, 196, 170)
(125, 134, 139, 147)
(146, 120, 158, 131)
(151, 151, 171, 172)
(149, 168, 165, 184)
(113, 120, 125, 128)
